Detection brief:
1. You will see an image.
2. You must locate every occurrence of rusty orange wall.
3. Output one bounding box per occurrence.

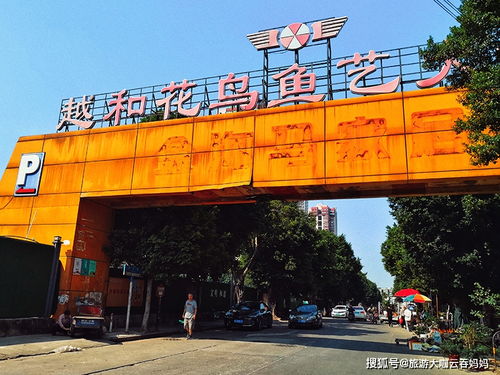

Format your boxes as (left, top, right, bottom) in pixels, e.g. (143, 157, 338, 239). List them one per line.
(0, 87, 499, 315)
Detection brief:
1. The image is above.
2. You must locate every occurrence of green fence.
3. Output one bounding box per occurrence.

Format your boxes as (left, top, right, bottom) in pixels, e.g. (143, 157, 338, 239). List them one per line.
(0, 237, 55, 318)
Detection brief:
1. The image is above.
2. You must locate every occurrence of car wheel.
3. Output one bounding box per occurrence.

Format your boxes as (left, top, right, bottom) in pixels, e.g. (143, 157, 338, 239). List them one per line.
(288, 323, 293, 329)
(69, 327, 76, 338)
(267, 318, 273, 329)
(95, 328, 103, 339)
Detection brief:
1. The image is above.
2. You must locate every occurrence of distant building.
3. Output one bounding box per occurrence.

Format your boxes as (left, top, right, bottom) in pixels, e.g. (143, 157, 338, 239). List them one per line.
(297, 201, 308, 213)
(309, 204, 337, 235)
(378, 287, 392, 297)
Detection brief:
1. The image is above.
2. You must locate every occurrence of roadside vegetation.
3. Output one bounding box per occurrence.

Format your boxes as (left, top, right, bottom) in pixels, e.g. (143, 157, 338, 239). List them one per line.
(105, 200, 380, 330)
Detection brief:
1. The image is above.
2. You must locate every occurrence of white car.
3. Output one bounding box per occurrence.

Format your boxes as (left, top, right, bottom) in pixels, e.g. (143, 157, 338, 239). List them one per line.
(353, 306, 367, 320)
(331, 305, 348, 318)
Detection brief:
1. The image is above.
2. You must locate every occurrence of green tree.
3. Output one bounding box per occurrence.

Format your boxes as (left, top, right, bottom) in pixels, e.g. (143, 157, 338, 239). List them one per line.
(249, 201, 318, 314)
(356, 273, 382, 307)
(216, 201, 270, 303)
(421, 0, 499, 165)
(380, 224, 429, 292)
(139, 110, 187, 122)
(469, 282, 500, 326)
(380, 195, 500, 315)
(314, 231, 366, 305)
(248, 201, 378, 314)
(106, 206, 227, 331)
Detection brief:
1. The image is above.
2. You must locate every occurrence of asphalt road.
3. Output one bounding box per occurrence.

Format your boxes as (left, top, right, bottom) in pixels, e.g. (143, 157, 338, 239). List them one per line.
(1, 318, 464, 375)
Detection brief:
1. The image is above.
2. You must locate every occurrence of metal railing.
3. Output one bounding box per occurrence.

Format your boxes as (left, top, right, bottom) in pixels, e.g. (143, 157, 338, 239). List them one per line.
(57, 43, 441, 132)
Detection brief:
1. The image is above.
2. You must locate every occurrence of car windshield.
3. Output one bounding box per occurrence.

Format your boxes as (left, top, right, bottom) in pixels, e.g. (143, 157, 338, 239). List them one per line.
(334, 305, 346, 309)
(235, 302, 260, 311)
(293, 305, 318, 313)
(354, 307, 365, 311)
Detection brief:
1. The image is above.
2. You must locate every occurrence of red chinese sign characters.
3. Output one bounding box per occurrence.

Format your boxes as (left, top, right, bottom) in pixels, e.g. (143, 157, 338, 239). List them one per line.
(337, 50, 400, 95)
(209, 73, 259, 111)
(57, 51, 454, 130)
(156, 80, 201, 119)
(103, 90, 147, 126)
(268, 64, 325, 107)
(416, 59, 458, 88)
(57, 95, 95, 130)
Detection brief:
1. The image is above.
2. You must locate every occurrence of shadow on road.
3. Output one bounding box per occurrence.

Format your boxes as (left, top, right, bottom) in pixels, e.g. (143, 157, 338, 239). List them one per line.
(192, 318, 441, 357)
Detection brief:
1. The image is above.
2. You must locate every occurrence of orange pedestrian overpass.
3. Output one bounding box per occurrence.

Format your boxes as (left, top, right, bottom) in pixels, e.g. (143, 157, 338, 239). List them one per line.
(0, 87, 498, 313)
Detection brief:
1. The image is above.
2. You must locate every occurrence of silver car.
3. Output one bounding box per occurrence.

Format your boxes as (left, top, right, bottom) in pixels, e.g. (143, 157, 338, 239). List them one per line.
(331, 305, 348, 318)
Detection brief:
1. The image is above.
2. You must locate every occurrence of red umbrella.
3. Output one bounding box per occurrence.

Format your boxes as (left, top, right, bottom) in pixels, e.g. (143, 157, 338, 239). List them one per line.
(394, 288, 421, 297)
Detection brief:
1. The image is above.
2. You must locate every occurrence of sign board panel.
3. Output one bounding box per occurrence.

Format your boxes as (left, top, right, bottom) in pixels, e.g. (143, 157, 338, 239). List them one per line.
(73, 258, 96, 277)
(14, 153, 45, 197)
(156, 285, 165, 298)
(122, 264, 142, 277)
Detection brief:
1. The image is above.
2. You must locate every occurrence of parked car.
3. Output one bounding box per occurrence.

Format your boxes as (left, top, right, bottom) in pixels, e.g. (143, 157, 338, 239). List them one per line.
(379, 310, 397, 323)
(331, 305, 348, 318)
(224, 301, 272, 330)
(353, 306, 367, 320)
(288, 304, 323, 329)
(70, 304, 105, 338)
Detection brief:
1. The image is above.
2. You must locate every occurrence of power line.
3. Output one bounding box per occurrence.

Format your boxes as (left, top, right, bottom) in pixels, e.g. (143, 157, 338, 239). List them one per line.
(443, 0, 461, 14)
(433, 0, 459, 21)
(435, 0, 459, 19)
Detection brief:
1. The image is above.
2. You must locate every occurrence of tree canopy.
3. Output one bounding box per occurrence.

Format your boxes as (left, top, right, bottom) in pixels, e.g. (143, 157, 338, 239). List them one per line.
(380, 194, 500, 310)
(106, 200, 380, 316)
(106, 205, 228, 282)
(421, 0, 499, 165)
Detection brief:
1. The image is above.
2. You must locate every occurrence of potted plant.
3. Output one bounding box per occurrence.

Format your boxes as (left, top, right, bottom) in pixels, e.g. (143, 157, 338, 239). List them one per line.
(440, 340, 463, 365)
(414, 324, 429, 338)
(459, 322, 492, 370)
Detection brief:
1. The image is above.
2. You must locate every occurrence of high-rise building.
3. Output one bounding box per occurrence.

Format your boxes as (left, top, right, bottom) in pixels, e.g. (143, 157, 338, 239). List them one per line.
(297, 201, 308, 213)
(309, 204, 337, 235)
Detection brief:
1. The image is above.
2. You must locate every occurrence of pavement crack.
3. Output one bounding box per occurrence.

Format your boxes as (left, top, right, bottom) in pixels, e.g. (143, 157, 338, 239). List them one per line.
(0, 342, 116, 362)
(81, 344, 218, 375)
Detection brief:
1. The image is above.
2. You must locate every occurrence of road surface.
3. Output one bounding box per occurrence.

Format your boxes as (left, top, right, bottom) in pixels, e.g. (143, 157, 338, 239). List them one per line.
(0, 318, 464, 374)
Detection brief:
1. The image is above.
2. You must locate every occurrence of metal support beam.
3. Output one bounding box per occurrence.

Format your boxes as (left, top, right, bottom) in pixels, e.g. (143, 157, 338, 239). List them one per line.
(327, 39, 333, 100)
(262, 50, 269, 107)
(44, 235, 62, 317)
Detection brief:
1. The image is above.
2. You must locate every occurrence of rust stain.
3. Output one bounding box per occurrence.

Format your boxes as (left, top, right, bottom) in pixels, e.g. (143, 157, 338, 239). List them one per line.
(411, 108, 463, 131)
(272, 123, 313, 144)
(158, 136, 190, 154)
(338, 116, 387, 138)
(211, 131, 254, 151)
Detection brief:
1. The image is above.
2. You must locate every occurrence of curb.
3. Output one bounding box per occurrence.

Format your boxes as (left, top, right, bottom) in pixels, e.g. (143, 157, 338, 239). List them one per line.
(107, 323, 225, 343)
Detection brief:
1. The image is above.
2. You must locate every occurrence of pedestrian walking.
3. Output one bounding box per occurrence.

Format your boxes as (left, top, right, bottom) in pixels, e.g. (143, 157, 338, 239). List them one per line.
(399, 307, 405, 328)
(182, 293, 197, 339)
(387, 306, 394, 327)
(404, 307, 412, 331)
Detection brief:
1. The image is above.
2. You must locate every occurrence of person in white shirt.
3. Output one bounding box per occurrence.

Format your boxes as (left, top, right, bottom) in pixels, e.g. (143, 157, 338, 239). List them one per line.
(404, 307, 412, 331)
(52, 309, 71, 335)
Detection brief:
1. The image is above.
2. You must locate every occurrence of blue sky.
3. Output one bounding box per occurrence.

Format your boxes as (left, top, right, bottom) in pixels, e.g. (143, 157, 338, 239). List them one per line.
(0, 1, 458, 288)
